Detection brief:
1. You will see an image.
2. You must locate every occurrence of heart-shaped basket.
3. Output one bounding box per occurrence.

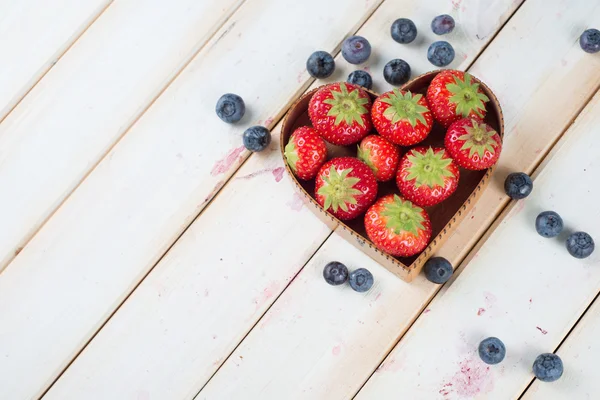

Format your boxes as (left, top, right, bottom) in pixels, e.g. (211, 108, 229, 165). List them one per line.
(280, 70, 504, 282)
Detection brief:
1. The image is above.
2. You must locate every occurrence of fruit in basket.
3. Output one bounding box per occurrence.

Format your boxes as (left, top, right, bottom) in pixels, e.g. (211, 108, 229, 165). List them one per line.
(391, 18, 417, 44)
(215, 93, 245, 123)
(315, 157, 377, 220)
(535, 211, 563, 238)
(396, 147, 459, 207)
(306, 51, 335, 79)
(308, 82, 372, 145)
(427, 41, 455, 67)
(243, 126, 271, 152)
(478, 337, 506, 365)
(323, 261, 349, 285)
(533, 353, 563, 382)
(424, 257, 454, 284)
(342, 36, 371, 64)
(348, 268, 374, 292)
(426, 70, 489, 127)
(580, 28, 600, 54)
(504, 172, 533, 199)
(284, 126, 327, 180)
(347, 70, 373, 90)
(566, 232, 595, 259)
(383, 59, 411, 86)
(364, 194, 432, 257)
(445, 118, 502, 170)
(357, 135, 401, 182)
(431, 15, 455, 35)
(371, 89, 433, 146)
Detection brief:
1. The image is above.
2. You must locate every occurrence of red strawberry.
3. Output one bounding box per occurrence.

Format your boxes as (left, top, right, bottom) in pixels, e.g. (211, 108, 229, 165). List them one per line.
(357, 135, 401, 182)
(284, 126, 328, 180)
(308, 82, 372, 145)
(396, 147, 460, 207)
(371, 89, 433, 146)
(426, 70, 490, 127)
(445, 118, 502, 170)
(315, 157, 377, 220)
(364, 194, 432, 257)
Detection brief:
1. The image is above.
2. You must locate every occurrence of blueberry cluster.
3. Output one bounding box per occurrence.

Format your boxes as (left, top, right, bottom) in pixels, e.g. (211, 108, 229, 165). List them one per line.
(323, 261, 374, 293)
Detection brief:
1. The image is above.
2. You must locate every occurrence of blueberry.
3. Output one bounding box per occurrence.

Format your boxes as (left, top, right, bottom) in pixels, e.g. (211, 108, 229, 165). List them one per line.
(216, 93, 245, 123)
(478, 337, 506, 365)
(427, 41, 455, 67)
(535, 211, 563, 238)
(533, 353, 563, 382)
(383, 59, 411, 86)
(347, 70, 373, 90)
(306, 51, 335, 79)
(431, 14, 455, 35)
(342, 36, 371, 65)
(323, 261, 349, 286)
(580, 28, 600, 54)
(423, 257, 453, 284)
(242, 126, 271, 152)
(504, 172, 533, 200)
(348, 268, 374, 292)
(391, 18, 417, 44)
(566, 231, 595, 259)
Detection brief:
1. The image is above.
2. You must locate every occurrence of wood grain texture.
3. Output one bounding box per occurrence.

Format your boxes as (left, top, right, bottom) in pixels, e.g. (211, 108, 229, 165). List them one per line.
(0, 0, 244, 272)
(522, 295, 600, 399)
(356, 88, 600, 399)
(0, 0, 111, 120)
(0, 0, 382, 399)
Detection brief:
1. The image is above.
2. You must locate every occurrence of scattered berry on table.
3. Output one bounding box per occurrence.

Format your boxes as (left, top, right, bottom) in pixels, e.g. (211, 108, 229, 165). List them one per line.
(315, 157, 378, 221)
(349, 268, 374, 292)
(308, 82, 372, 145)
(323, 261, 349, 285)
(215, 93, 245, 123)
(306, 51, 335, 79)
(580, 28, 600, 54)
(342, 36, 372, 65)
(284, 126, 327, 180)
(397, 147, 459, 207)
(347, 70, 373, 90)
(478, 337, 506, 365)
(357, 135, 400, 182)
(533, 353, 563, 382)
(504, 172, 533, 200)
(535, 211, 563, 238)
(566, 232, 595, 259)
(243, 126, 271, 152)
(365, 194, 432, 257)
(371, 89, 433, 146)
(427, 41, 455, 67)
(445, 118, 502, 170)
(391, 18, 417, 44)
(431, 14, 455, 35)
(426, 70, 489, 127)
(383, 59, 411, 86)
(423, 257, 453, 284)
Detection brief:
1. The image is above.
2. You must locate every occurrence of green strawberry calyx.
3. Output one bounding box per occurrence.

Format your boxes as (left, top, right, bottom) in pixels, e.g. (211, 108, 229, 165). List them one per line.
(317, 166, 362, 212)
(458, 120, 498, 158)
(381, 195, 426, 236)
(357, 145, 378, 174)
(284, 141, 299, 172)
(406, 148, 455, 188)
(447, 73, 490, 118)
(380, 90, 429, 127)
(323, 83, 369, 127)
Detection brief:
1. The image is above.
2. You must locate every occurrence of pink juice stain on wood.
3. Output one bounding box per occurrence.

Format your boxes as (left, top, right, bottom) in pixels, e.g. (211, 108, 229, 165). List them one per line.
(264, 117, 275, 127)
(377, 357, 402, 373)
(441, 357, 493, 397)
(331, 344, 342, 356)
(477, 307, 486, 316)
(253, 281, 281, 310)
(211, 146, 245, 176)
(272, 167, 284, 182)
(287, 192, 305, 211)
(536, 326, 548, 335)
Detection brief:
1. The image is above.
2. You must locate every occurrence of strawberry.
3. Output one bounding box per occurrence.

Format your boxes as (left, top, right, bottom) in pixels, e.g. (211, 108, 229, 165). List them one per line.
(445, 118, 502, 170)
(315, 157, 377, 220)
(284, 126, 328, 180)
(426, 70, 490, 127)
(357, 135, 401, 182)
(308, 82, 372, 145)
(364, 194, 432, 257)
(371, 89, 433, 146)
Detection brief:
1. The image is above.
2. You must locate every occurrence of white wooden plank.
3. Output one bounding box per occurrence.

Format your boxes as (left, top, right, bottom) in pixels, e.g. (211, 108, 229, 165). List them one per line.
(196, 0, 600, 398)
(0, 0, 382, 399)
(42, 0, 519, 398)
(522, 296, 600, 399)
(0, 0, 111, 120)
(0, 0, 244, 271)
(356, 88, 600, 399)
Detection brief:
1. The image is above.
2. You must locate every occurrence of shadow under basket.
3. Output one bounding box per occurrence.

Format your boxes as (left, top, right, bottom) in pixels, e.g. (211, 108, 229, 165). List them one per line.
(280, 70, 504, 282)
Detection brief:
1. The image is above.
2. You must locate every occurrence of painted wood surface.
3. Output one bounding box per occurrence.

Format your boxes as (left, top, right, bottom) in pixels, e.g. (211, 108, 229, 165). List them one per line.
(522, 295, 600, 399)
(0, 0, 244, 272)
(196, 0, 600, 398)
(0, 0, 382, 399)
(0, 0, 111, 120)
